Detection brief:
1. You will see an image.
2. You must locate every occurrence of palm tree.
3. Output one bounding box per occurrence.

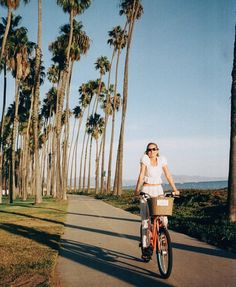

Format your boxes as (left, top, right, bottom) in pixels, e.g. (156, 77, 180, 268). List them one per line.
(228, 25, 236, 222)
(42, 87, 57, 197)
(33, 0, 42, 204)
(56, 0, 91, 198)
(47, 64, 59, 87)
(105, 26, 127, 194)
(114, 0, 143, 195)
(17, 56, 45, 201)
(86, 113, 105, 194)
(85, 56, 109, 193)
(94, 56, 110, 111)
(59, 20, 90, 199)
(0, 14, 21, 202)
(81, 80, 97, 192)
(5, 24, 35, 202)
(0, 0, 30, 63)
(77, 82, 93, 192)
(69, 105, 82, 192)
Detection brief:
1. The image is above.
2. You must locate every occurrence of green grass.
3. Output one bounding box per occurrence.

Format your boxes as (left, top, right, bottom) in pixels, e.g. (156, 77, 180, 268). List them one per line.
(0, 196, 67, 287)
(81, 188, 236, 253)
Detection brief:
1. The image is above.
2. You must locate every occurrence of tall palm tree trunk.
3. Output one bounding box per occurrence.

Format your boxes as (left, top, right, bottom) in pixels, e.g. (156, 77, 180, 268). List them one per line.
(22, 87, 34, 201)
(62, 59, 73, 200)
(228, 25, 236, 222)
(95, 138, 99, 194)
(0, 8, 12, 63)
(10, 79, 20, 203)
(78, 105, 91, 191)
(114, 7, 139, 195)
(100, 49, 116, 194)
(69, 117, 77, 192)
(87, 134, 92, 193)
(0, 62, 7, 204)
(87, 78, 103, 193)
(70, 116, 83, 192)
(107, 49, 121, 194)
(82, 133, 90, 192)
(33, 0, 42, 204)
(55, 72, 65, 199)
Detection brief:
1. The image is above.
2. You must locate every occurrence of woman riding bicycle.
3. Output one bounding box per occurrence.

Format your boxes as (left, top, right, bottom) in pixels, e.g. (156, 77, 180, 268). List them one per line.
(135, 142, 180, 259)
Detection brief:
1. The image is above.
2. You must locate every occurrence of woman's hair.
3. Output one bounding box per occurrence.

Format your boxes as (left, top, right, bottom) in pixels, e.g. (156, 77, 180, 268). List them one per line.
(145, 142, 159, 155)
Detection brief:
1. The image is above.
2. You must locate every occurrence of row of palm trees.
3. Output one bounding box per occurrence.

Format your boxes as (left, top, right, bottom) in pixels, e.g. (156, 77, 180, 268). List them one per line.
(0, 0, 144, 204)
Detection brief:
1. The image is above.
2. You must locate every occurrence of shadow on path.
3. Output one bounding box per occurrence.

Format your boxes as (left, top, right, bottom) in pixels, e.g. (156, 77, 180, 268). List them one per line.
(66, 212, 140, 223)
(59, 239, 174, 287)
(1, 212, 235, 261)
(172, 242, 236, 260)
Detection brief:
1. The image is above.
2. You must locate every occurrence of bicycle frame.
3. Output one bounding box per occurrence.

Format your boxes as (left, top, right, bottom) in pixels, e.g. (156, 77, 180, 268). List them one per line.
(149, 215, 163, 253)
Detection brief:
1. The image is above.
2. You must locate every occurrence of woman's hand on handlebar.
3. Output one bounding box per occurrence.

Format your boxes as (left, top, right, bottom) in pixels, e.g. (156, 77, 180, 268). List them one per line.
(172, 190, 180, 197)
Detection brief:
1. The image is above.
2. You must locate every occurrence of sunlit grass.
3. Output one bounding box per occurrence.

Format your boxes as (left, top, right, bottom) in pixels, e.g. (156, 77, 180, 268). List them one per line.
(0, 196, 67, 286)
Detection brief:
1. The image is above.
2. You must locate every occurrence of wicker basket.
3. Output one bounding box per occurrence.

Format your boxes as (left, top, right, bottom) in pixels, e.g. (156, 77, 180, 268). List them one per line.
(147, 196, 174, 216)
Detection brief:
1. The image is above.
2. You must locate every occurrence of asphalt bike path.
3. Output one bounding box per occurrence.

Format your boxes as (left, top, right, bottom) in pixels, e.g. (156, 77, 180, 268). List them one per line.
(56, 195, 236, 287)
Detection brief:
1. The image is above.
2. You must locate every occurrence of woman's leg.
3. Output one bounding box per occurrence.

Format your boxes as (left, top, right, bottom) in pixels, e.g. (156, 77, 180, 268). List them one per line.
(140, 198, 150, 248)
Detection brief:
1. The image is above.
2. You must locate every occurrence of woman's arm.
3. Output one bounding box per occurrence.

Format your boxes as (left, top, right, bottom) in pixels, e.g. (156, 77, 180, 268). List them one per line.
(163, 165, 180, 196)
(135, 163, 146, 197)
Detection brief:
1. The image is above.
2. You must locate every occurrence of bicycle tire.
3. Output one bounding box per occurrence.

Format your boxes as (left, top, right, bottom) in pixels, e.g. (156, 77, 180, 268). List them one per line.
(140, 225, 151, 262)
(156, 227, 173, 278)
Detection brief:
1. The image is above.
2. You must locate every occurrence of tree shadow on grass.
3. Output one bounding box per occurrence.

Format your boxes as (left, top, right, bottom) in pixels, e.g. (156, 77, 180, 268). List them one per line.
(0, 210, 140, 241)
(1, 203, 140, 223)
(0, 222, 60, 251)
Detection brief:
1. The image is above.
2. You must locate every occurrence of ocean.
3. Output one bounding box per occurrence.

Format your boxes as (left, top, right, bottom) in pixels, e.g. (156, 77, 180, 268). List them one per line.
(124, 180, 228, 190)
(162, 180, 228, 191)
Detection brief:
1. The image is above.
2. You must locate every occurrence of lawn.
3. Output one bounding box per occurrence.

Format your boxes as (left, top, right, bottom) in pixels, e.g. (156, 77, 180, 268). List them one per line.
(0, 196, 67, 287)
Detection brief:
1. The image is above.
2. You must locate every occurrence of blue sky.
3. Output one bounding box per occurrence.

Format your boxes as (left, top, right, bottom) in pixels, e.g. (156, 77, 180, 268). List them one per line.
(0, 0, 235, 180)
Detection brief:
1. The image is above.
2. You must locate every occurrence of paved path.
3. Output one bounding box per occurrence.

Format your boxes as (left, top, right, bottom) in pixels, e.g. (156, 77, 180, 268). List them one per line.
(55, 195, 236, 287)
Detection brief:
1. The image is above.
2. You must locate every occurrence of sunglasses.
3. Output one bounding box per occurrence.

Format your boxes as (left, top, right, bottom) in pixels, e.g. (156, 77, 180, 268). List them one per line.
(147, 148, 159, 152)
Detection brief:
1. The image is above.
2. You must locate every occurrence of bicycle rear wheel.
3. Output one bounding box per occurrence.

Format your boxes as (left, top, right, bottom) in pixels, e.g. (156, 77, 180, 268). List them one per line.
(156, 227, 172, 279)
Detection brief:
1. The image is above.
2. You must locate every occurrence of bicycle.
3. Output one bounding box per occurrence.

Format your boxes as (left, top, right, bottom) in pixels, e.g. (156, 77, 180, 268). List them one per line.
(139, 191, 176, 279)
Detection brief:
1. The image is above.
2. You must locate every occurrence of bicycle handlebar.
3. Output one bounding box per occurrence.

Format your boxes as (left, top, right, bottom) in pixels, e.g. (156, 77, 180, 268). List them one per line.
(139, 191, 179, 198)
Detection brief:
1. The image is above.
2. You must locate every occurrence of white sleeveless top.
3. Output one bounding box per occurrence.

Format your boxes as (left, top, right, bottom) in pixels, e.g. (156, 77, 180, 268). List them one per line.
(140, 154, 167, 184)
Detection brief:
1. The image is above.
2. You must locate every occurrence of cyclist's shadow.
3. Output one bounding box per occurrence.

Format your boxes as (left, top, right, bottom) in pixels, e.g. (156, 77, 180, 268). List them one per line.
(60, 239, 170, 282)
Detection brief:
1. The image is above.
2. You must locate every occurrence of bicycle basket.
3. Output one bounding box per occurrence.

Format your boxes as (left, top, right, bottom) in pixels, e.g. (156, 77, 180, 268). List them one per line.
(147, 196, 174, 216)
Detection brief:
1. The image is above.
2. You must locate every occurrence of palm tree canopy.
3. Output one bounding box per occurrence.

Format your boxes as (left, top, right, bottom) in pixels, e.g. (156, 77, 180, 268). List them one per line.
(95, 56, 110, 75)
(60, 20, 90, 60)
(86, 113, 105, 140)
(47, 64, 60, 84)
(56, 0, 91, 16)
(119, 0, 143, 22)
(49, 19, 90, 68)
(41, 87, 58, 119)
(0, 13, 22, 71)
(4, 24, 35, 80)
(107, 26, 127, 51)
(0, 14, 21, 36)
(78, 80, 97, 108)
(73, 105, 82, 118)
(0, 0, 30, 10)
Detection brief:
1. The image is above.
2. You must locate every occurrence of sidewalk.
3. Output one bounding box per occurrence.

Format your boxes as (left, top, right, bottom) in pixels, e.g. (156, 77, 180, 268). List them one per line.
(55, 195, 236, 287)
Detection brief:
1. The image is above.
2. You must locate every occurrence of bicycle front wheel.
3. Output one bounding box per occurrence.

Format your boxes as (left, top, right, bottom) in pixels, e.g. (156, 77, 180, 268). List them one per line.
(156, 227, 172, 279)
